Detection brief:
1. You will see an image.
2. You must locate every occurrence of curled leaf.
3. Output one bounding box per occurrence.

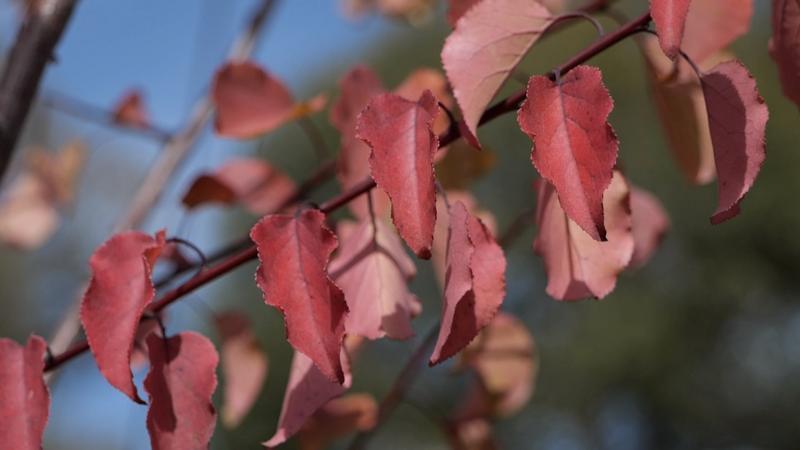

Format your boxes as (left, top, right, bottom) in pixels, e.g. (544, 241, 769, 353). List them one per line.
(182, 158, 296, 214)
(650, 0, 692, 59)
(214, 312, 268, 429)
(443, 0, 553, 141)
(144, 332, 218, 450)
(534, 171, 634, 301)
(264, 350, 352, 448)
(770, 0, 800, 108)
(80, 230, 166, 403)
(0, 336, 49, 450)
(330, 219, 420, 340)
(251, 209, 348, 383)
(701, 60, 768, 224)
(518, 65, 618, 241)
(357, 90, 440, 258)
(430, 201, 506, 365)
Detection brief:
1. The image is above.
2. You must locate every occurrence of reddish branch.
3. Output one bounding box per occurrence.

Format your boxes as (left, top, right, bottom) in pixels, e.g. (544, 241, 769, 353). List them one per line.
(0, 0, 80, 181)
(43, 11, 653, 378)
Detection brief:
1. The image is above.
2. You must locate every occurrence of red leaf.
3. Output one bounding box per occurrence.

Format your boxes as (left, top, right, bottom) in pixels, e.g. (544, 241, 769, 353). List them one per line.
(683, 0, 753, 63)
(213, 61, 324, 138)
(297, 393, 378, 450)
(264, 350, 352, 448)
(251, 209, 348, 383)
(329, 219, 420, 340)
(330, 66, 390, 219)
(443, 0, 553, 141)
(214, 312, 268, 429)
(446, 0, 480, 27)
(112, 90, 150, 129)
(0, 336, 49, 450)
(630, 187, 670, 268)
(430, 200, 506, 365)
(638, 36, 716, 185)
(770, 0, 800, 108)
(80, 230, 166, 403)
(701, 61, 768, 224)
(517, 65, 618, 241)
(356, 90, 439, 258)
(144, 332, 218, 450)
(534, 172, 634, 301)
(182, 158, 296, 215)
(650, 0, 691, 59)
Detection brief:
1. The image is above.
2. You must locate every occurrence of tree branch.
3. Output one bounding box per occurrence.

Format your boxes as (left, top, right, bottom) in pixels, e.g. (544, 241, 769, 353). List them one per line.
(0, 0, 80, 181)
(42, 10, 652, 376)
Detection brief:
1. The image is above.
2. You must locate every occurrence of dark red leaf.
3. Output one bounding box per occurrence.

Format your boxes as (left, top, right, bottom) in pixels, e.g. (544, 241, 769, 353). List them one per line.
(80, 230, 166, 403)
(517, 65, 618, 241)
(264, 350, 352, 448)
(144, 332, 218, 450)
(214, 312, 268, 429)
(650, 0, 692, 59)
(182, 158, 296, 215)
(430, 200, 506, 365)
(770, 0, 800, 108)
(0, 335, 49, 450)
(701, 60, 768, 224)
(443, 0, 553, 141)
(251, 209, 348, 383)
(356, 90, 439, 258)
(534, 172, 633, 301)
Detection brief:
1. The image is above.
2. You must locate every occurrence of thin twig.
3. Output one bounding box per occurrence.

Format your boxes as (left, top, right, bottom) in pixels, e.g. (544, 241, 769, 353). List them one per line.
(0, 0, 81, 182)
(41, 90, 173, 142)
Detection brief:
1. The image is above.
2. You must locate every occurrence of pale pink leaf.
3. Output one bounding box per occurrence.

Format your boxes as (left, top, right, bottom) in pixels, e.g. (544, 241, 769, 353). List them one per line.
(630, 187, 670, 268)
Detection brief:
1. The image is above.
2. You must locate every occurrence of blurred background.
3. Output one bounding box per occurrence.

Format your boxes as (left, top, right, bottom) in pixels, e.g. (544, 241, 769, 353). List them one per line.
(1, 0, 798, 449)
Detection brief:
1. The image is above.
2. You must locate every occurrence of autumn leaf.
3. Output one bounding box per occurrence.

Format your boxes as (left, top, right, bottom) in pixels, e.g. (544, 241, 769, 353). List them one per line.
(0, 336, 49, 450)
(330, 219, 420, 340)
(770, 0, 800, 108)
(534, 171, 634, 301)
(0, 141, 86, 249)
(639, 36, 716, 185)
(264, 350, 352, 448)
(144, 332, 218, 450)
(357, 90, 439, 258)
(80, 230, 166, 403)
(682, 0, 753, 63)
(650, 0, 692, 59)
(182, 158, 296, 215)
(212, 61, 325, 138)
(251, 209, 348, 383)
(214, 312, 268, 429)
(518, 65, 618, 241)
(630, 187, 670, 268)
(394, 68, 455, 137)
(331, 65, 390, 219)
(431, 191, 498, 287)
(443, 0, 553, 141)
(701, 60, 768, 224)
(430, 200, 506, 365)
(297, 393, 378, 450)
(112, 89, 150, 129)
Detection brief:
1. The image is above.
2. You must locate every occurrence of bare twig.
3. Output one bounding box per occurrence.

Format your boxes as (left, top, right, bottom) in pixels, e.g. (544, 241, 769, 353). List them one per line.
(0, 0, 80, 181)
